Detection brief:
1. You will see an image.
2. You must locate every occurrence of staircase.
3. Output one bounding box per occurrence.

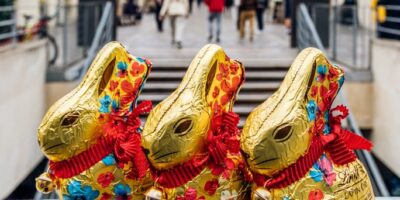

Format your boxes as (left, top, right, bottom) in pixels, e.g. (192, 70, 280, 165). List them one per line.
(138, 64, 289, 127)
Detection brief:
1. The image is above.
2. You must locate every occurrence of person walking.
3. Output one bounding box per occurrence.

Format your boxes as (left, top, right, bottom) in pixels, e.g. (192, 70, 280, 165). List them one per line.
(155, 0, 164, 32)
(239, 0, 257, 41)
(160, 0, 189, 49)
(205, 0, 225, 43)
(256, 0, 268, 32)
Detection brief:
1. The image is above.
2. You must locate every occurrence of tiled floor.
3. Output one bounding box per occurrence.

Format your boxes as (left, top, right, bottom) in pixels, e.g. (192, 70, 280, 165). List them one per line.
(117, 7, 298, 67)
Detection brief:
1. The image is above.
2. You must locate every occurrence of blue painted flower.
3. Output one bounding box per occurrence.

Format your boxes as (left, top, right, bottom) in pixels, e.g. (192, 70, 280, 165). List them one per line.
(323, 124, 331, 134)
(310, 163, 323, 182)
(137, 57, 145, 63)
(316, 65, 327, 82)
(63, 180, 99, 200)
(111, 99, 120, 112)
(283, 195, 291, 200)
(306, 100, 317, 121)
(117, 61, 128, 71)
(113, 183, 132, 196)
(99, 95, 111, 113)
(102, 154, 116, 166)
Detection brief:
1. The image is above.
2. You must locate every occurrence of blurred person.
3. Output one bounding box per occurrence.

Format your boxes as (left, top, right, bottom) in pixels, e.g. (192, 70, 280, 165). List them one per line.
(256, 0, 268, 32)
(155, 0, 164, 32)
(225, 0, 234, 18)
(205, 0, 225, 43)
(160, 0, 189, 49)
(189, 0, 194, 13)
(239, 0, 257, 41)
(284, 0, 292, 32)
(233, 0, 241, 30)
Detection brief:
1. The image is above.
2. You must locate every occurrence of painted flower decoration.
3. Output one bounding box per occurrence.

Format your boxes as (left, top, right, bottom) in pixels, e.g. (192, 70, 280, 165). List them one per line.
(100, 192, 113, 200)
(317, 155, 337, 186)
(130, 61, 145, 77)
(204, 179, 219, 195)
(283, 195, 291, 200)
(176, 187, 205, 200)
(316, 64, 327, 82)
(220, 76, 241, 105)
(120, 79, 142, 106)
(310, 163, 323, 182)
(216, 63, 231, 82)
(117, 61, 128, 78)
(308, 189, 324, 200)
(63, 180, 99, 200)
(102, 154, 116, 166)
(229, 62, 239, 74)
(113, 183, 132, 200)
(109, 80, 119, 91)
(97, 172, 115, 188)
(306, 100, 317, 121)
(212, 86, 220, 98)
(99, 95, 112, 113)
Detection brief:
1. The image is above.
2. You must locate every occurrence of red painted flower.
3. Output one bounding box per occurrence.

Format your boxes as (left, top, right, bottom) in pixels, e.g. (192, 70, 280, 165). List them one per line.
(100, 193, 113, 200)
(120, 79, 142, 105)
(204, 179, 219, 195)
(220, 76, 241, 105)
(216, 63, 230, 81)
(130, 61, 146, 77)
(328, 66, 340, 81)
(308, 189, 324, 200)
(212, 101, 222, 114)
(97, 172, 115, 188)
(109, 80, 119, 91)
(311, 85, 318, 98)
(229, 62, 239, 75)
(212, 87, 220, 98)
(176, 187, 198, 200)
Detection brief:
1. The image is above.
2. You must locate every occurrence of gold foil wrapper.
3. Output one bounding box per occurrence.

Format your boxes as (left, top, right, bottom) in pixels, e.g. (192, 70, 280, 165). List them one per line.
(142, 44, 249, 199)
(36, 42, 153, 199)
(241, 48, 374, 199)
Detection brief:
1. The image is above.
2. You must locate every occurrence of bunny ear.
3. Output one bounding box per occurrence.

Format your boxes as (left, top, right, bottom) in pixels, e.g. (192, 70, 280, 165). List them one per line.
(204, 54, 245, 114)
(301, 49, 344, 114)
(82, 41, 152, 116)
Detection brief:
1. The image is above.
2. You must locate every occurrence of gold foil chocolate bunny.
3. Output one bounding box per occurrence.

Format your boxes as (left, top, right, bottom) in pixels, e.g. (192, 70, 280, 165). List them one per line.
(36, 42, 153, 199)
(241, 48, 374, 199)
(142, 44, 250, 199)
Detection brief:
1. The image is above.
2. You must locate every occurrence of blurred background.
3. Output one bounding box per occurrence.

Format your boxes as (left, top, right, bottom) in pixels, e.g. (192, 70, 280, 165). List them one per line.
(0, 0, 399, 198)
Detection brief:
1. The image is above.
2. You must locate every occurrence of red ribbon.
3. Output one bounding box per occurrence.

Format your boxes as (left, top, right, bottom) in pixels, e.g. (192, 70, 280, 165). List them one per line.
(253, 105, 373, 189)
(49, 100, 152, 180)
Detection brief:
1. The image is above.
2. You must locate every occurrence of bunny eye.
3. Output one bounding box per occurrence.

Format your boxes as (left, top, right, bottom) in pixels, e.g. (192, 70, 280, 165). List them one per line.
(61, 111, 80, 126)
(273, 125, 293, 142)
(174, 118, 193, 136)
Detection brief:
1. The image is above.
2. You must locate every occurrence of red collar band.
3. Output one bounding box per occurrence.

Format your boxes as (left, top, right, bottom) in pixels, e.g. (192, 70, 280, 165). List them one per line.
(49, 136, 115, 179)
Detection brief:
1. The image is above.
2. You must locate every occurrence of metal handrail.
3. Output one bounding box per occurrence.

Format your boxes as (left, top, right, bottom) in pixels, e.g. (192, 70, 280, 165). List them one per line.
(297, 3, 390, 197)
(79, 1, 114, 80)
(0, 5, 17, 44)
